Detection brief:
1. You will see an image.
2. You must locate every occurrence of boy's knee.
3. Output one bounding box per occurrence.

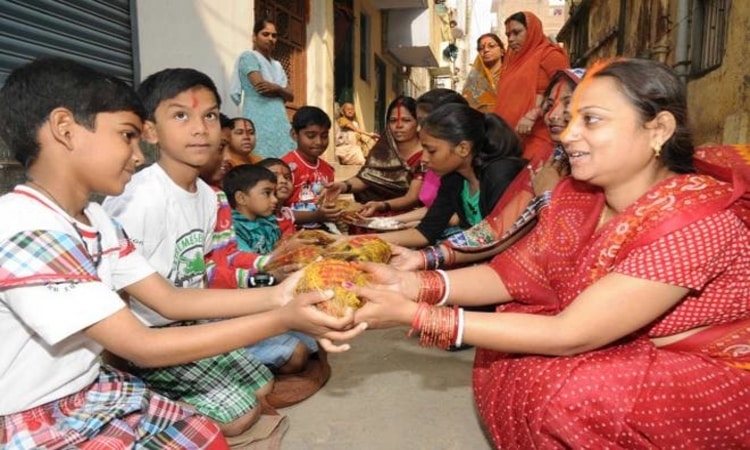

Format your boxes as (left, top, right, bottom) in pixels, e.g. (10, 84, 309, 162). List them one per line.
(218, 405, 262, 437)
(277, 343, 311, 374)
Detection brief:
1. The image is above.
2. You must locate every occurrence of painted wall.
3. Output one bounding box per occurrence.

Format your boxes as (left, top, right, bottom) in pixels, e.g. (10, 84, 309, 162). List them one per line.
(135, 0, 253, 117)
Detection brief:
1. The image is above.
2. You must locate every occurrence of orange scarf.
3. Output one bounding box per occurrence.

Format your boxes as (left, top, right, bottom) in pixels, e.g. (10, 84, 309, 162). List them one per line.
(493, 12, 567, 128)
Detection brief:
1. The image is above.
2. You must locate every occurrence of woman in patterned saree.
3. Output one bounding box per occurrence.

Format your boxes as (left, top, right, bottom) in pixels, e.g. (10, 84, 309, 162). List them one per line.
(327, 96, 424, 214)
(353, 58, 750, 448)
(462, 33, 505, 113)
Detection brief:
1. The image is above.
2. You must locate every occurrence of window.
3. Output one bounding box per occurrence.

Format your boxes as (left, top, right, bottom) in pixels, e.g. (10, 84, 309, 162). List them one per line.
(359, 12, 370, 82)
(691, 0, 730, 75)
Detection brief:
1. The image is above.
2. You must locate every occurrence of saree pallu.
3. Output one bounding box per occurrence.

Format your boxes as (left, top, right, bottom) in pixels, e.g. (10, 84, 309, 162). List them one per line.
(462, 56, 500, 113)
(474, 174, 750, 448)
(354, 132, 423, 204)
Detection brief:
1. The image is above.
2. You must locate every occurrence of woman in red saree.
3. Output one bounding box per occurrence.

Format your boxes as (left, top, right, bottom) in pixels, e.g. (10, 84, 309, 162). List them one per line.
(353, 59, 750, 448)
(494, 11, 569, 164)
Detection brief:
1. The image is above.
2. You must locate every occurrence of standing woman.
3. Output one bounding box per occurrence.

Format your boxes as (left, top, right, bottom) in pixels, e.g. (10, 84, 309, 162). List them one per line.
(494, 11, 568, 164)
(462, 33, 505, 113)
(234, 18, 296, 159)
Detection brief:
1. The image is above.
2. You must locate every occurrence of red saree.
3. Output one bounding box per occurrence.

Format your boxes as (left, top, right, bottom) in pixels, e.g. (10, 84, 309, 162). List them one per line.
(475, 173, 750, 448)
(493, 11, 569, 164)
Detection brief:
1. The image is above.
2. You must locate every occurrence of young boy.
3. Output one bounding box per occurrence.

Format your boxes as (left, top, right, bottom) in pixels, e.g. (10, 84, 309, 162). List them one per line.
(223, 164, 280, 254)
(0, 58, 360, 448)
(100, 68, 352, 437)
(222, 164, 320, 375)
(224, 117, 263, 169)
(281, 106, 343, 229)
(258, 158, 297, 237)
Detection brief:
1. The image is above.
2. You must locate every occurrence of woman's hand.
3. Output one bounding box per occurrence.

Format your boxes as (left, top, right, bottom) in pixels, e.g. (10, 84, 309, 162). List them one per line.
(317, 202, 344, 221)
(517, 107, 541, 135)
(280, 289, 368, 353)
(254, 80, 280, 96)
(323, 181, 346, 202)
(350, 284, 418, 329)
(359, 201, 385, 217)
(530, 156, 569, 195)
(516, 115, 535, 135)
(388, 244, 425, 271)
(357, 261, 420, 298)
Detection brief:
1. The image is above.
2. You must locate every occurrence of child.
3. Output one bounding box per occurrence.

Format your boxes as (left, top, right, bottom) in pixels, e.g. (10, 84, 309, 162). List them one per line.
(223, 164, 280, 254)
(200, 113, 233, 188)
(101, 68, 355, 437)
(0, 58, 360, 448)
(224, 116, 263, 169)
(281, 106, 342, 229)
(223, 164, 320, 375)
(258, 158, 296, 237)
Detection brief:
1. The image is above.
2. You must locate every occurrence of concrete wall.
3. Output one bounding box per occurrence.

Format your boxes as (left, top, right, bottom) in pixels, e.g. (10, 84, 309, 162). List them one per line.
(135, 0, 253, 117)
(681, 1, 750, 145)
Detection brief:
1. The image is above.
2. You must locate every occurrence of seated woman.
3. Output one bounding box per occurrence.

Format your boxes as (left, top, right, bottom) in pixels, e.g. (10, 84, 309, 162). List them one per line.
(380, 88, 469, 227)
(391, 68, 586, 269)
(375, 103, 526, 248)
(326, 96, 423, 215)
(353, 58, 750, 448)
(334, 101, 378, 165)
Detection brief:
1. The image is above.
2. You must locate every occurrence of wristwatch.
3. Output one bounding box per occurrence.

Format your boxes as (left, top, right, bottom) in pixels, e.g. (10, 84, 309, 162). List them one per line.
(248, 272, 275, 288)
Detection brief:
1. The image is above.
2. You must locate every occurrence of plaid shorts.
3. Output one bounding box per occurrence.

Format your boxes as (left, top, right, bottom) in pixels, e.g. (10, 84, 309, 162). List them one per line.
(131, 348, 273, 424)
(0, 366, 224, 449)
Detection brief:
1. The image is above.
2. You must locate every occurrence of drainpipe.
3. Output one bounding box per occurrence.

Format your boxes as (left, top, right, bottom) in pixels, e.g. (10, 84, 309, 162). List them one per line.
(674, 0, 690, 83)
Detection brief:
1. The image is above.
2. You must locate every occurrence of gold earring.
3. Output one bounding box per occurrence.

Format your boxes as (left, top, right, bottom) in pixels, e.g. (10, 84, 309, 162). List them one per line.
(652, 142, 662, 158)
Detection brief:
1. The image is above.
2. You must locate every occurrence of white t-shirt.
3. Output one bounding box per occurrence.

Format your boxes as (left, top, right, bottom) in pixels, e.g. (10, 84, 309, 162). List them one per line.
(0, 186, 155, 414)
(103, 164, 218, 326)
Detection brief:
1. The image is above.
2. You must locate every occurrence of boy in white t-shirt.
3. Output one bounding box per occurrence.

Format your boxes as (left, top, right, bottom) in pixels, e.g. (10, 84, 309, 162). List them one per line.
(0, 58, 362, 448)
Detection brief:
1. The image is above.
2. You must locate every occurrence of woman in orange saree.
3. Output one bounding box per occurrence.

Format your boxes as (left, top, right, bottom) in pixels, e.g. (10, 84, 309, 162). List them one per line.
(494, 11, 569, 164)
(354, 59, 750, 448)
(462, 33, 504, 113)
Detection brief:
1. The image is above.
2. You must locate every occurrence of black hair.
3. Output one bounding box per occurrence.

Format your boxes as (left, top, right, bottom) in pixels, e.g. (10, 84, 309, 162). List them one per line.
(257, 157, 290, 172)
(222, 164, 277, 208)
(136, 68, 221, 121)
(504, 12, 527, 27)
(591, 59, 694, 173)
(229, 116, 255, 130)
(253, 18, 275, 35)
(420, 103, 523, 175)
(291, 106, 331, 131)
(0, 57, 146, 168)
(386, 95, 418, 123)
(415, 89, 468, 117)
(220, 113, 233, 129)
(476, 33, 505, 51)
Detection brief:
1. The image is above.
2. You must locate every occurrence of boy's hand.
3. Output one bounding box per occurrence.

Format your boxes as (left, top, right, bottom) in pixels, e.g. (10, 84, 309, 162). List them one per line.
(358, 201, 385, 217)
(318, 202, 343, 221)
(281, 290, 367, 353)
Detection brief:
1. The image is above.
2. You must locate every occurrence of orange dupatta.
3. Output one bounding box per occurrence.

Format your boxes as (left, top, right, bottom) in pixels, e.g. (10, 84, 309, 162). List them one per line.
(493, 11, 567, 129)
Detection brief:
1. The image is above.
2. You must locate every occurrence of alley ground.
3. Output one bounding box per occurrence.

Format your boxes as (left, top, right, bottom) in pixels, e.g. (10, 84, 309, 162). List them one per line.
(281, 327, 494, 449)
